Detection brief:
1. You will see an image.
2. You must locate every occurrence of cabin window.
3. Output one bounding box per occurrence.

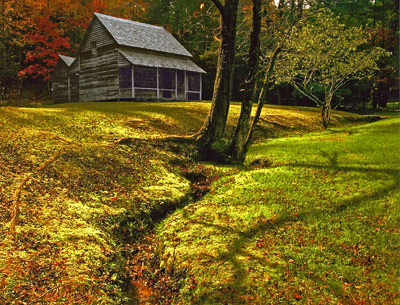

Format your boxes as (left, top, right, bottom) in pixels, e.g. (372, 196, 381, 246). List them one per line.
(91, 41, 97, 49)
(177, 70, 185, 97)
(159, 68, 175, 90)
(187, 92, 200, 100)
(187, 72, 200, 91)
(134, 66, 157, 88)
(119, 66, 132, 89)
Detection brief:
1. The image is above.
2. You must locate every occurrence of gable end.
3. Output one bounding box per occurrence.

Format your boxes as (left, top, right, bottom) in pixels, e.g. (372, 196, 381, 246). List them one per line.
(79, 15, 116, 54)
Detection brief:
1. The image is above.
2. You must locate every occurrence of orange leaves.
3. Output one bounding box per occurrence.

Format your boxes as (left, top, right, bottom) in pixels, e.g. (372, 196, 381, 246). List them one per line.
(294, 293, 302, 299)
(127, 234, 182, 304)
(92, 0, 108, 14)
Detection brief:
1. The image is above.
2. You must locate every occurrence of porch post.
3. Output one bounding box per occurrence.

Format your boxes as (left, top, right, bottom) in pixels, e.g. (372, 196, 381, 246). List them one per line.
(67, 75, 70, 102)
(175, 70, 178, 100)
(132, 65, 135, 99)
(200, 73, 202, 101)
(184, 70, 187, 100)
(156, 67, 160, 99)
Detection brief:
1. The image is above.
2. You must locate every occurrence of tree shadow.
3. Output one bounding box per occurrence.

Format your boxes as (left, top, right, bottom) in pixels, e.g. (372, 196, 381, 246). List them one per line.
(180, 155, 400, 302)
(319, 149, 339, 167)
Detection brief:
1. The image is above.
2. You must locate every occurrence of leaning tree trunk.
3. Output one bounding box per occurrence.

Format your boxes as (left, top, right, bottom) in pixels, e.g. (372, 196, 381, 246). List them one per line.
(233, 12, 297, 162)
(195, 0, 239, 158)
(237, 44, 282, 159)
(229, 0, 261, 162)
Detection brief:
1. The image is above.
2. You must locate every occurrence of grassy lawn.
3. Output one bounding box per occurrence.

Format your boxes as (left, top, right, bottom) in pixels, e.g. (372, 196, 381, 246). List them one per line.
(0, 102, 194, 304)
(158, 117, 400, 304)
(0, 101, 397, 304)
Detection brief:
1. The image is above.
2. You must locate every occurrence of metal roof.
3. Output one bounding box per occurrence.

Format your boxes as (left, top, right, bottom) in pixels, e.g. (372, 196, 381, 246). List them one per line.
(94, 13, 193, 58)
(58, 55, 75, 67)
(119, 49, 206, 73)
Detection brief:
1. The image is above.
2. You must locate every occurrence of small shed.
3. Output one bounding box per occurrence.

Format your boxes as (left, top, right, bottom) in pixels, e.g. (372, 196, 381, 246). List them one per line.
(52, 13, 205, 103)
(51, 55, 79, 103)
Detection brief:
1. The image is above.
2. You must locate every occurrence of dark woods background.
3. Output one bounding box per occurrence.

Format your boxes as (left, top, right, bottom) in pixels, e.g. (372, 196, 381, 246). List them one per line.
(0, 0, 398, 112)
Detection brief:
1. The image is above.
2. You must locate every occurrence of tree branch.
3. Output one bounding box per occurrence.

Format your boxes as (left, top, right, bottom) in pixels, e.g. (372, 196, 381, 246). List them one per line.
(292, 82, 322, 106)
(8, 149, 62, 238)
(211, 0, 225, 15)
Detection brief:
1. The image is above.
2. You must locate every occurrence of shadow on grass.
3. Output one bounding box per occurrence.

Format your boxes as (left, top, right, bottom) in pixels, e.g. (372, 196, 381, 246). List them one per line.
(181, 158, 400, 301)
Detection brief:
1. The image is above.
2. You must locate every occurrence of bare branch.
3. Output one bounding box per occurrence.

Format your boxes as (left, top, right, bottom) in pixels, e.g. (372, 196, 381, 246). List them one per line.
(293, 82, 322, 106)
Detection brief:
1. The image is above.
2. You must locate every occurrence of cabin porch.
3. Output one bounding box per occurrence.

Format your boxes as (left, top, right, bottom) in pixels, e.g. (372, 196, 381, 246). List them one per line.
(118, 65, 202, 101)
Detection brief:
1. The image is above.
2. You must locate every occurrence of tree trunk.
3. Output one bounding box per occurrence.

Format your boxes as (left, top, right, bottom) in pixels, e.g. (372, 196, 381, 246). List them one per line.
(237, 44, 282, 158)
(194, 0, 239, 158)
(276, 87, 282, 105)
(234, 6, 298, 162)
(229, 0, 261, 162)
(321, 102, 331, 129)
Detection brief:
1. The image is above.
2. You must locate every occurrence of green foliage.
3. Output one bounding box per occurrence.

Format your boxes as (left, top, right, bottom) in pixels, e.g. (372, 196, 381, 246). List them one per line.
(275, 10, 389, 108)
(145, 0, 218, 59)
(158, 117, 400, 304)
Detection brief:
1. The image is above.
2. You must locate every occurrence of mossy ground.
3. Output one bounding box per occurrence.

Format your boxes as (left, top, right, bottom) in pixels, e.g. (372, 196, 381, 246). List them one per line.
(0, 101, 395, 304)
(158, 117, 400, 304)
(0, 102, 193, 304)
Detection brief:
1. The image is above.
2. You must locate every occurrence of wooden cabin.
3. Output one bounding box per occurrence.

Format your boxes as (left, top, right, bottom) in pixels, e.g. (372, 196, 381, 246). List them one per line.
(52, 13, 205, 103)
(51, 55, 79, 103)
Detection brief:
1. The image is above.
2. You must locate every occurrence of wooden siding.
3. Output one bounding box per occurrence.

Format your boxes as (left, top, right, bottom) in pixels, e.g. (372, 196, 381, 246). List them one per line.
(80, 17, 115, 53)
(135, 89, 157, 100)
(53, 78, 69, 103)
(118, 52, 131, 67)
(79, 48, 119, 102)
(69, 73, 79, 102)
(69, 57, 80, 73)
(68, 58, 80, 102)
(52, 61, 69, 103)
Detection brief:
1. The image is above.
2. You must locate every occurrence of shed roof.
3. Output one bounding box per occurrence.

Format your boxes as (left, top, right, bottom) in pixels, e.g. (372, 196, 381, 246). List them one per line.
(119, 49, 206, 73)
(58, 55, 75, 67)
(94, 13, 192, 58)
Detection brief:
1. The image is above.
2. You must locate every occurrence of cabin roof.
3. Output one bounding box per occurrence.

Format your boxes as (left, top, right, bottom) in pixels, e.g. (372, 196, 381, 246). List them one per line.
(94, 13, 192, 58)
(119, 49, 206, 73)
(58, 55, 75, 67)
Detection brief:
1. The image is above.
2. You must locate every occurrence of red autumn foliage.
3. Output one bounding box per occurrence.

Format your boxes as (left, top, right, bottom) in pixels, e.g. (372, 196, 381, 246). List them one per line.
(18, 17, 70, 81)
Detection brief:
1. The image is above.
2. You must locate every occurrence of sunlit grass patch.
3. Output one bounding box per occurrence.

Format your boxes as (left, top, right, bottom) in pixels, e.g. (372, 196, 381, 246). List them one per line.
(0, 101, 383, 304)
(158, 117, 400, 304)
(0, 104, 192, 304)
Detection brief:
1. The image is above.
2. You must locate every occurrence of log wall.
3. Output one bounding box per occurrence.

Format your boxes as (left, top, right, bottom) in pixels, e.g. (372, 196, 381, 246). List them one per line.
(79, 17, 119, 102)
(52, 62, 69, 104)
(79, 48, 119, 102)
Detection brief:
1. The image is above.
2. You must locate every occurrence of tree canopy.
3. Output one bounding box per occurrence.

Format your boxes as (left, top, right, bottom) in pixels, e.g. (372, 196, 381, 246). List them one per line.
(275, 10, 389, 128)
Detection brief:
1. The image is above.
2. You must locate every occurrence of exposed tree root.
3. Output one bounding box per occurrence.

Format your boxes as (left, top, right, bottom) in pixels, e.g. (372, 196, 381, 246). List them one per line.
(8, 149, 62, 238)
(113, 135, 195, 146)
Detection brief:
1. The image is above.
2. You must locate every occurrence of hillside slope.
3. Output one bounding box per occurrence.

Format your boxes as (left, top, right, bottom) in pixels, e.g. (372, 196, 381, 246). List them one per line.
(159, 117, 400, 304)
(0, 102, 369, 304)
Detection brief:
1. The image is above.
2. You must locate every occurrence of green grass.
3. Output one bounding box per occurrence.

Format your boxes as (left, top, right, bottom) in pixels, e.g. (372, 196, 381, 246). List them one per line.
(158, 117, 400, 304)
(0, 103, 193, 304)
(0, 101, 393, 304)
